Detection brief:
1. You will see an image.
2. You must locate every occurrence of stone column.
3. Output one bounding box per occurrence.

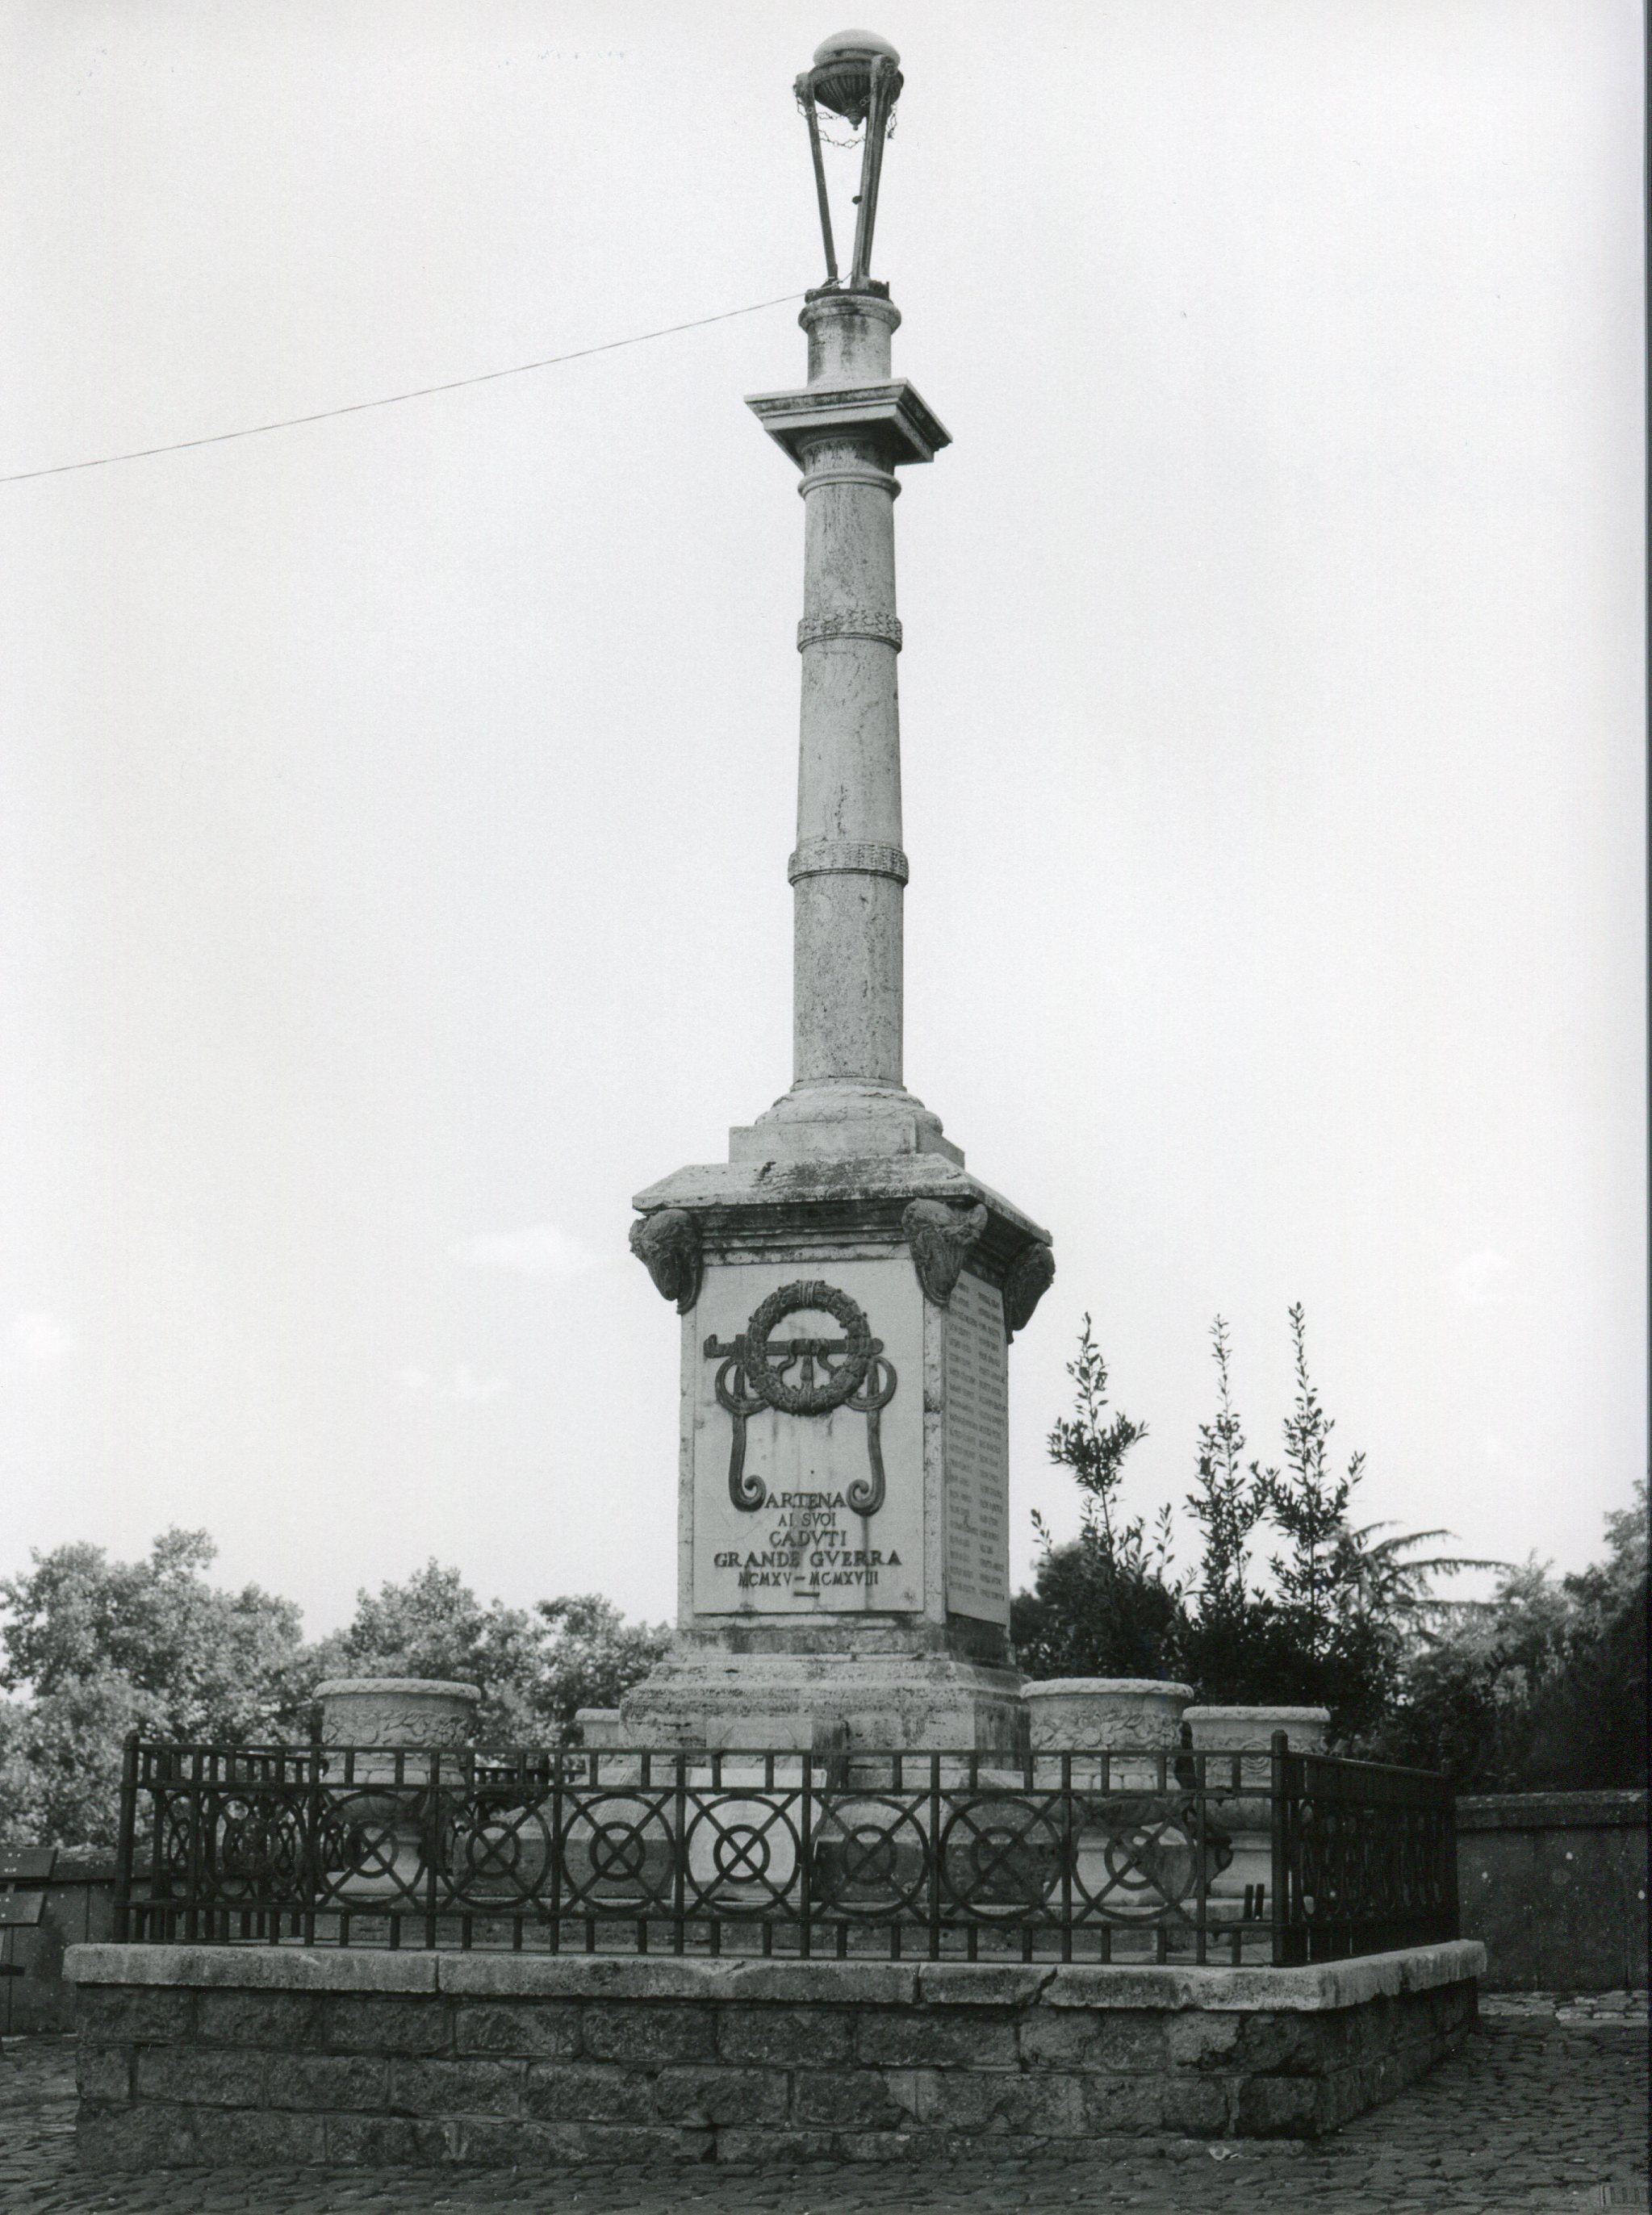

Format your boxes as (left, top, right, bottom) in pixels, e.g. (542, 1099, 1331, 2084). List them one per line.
(790, 293, 907, 1090)
(738, 290, 952, 1165)
(626, 275, 1054, 1753)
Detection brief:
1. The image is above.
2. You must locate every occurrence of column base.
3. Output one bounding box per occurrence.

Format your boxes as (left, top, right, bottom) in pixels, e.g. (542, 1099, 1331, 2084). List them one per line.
(730, 1080, 963, 1167)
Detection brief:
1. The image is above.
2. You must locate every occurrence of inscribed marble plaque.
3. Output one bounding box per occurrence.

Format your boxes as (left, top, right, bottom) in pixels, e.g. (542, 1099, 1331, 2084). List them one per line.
(943, 1272, 1010, 1624)
(690, 1257, 924, 1617)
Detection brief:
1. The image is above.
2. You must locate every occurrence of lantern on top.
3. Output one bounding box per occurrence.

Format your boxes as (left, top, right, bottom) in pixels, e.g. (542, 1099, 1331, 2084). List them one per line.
(795, 30, 905, 294)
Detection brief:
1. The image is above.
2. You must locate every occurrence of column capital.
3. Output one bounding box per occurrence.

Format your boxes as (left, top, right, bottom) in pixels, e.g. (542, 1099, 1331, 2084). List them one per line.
(745, 379, 951, 469)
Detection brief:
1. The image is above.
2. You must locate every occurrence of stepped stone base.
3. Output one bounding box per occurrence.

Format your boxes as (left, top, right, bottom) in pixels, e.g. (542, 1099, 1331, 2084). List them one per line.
(613, 1650, 1027, 1756)
(65, 1941, 1483, 2168)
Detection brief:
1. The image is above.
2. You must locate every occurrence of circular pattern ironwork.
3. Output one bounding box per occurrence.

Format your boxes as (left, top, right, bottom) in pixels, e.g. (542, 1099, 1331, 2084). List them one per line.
(315, 1788, 424, 1905)
(562, 1793, 675, 1909)
(712, 1824, 771, 1883)
(812, 1796, 930, 1918)
(740, 1280, 872, 1414)
(206, 1795, 303, 1901)
(449, 1791, 554, 1904)
(1067, 1794, 1199, 1920)
(684, 1796, 801, 1912)
(589, 1824, 646, 1883)
(939, 1795, 1063, 1916)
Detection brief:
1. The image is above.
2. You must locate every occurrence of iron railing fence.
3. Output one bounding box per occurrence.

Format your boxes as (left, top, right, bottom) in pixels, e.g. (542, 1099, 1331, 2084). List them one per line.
(1280, 1749, 1462, 1964)
(113, 1734, 1458, 1969)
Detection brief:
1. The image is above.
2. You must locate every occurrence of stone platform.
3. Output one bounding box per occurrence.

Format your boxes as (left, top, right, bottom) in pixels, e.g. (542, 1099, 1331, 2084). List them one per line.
(65, 1939, 1483, 2168)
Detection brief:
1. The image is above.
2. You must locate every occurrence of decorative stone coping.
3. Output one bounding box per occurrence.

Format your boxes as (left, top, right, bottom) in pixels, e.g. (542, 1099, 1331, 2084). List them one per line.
(1183, 1706, 1332, 1759)
(1026, 1679, 1195, 1700)
(65, 1940, 1485, 2013)
(1457, 1790, 1648, 1832)
(315, 1678, 483, 1754)
(1183, 1706, 1331, 1727)
(1024, 1678, 1196, 1759)
(312, 1680, 483, 1701)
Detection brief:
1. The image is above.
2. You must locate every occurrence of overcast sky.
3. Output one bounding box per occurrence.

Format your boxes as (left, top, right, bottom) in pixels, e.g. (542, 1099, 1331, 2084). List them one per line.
(1, 1, 1642, 1639)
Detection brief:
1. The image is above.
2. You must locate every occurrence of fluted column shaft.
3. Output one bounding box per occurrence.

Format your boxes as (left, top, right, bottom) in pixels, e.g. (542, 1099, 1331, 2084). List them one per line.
(790, 294, 907, 1088)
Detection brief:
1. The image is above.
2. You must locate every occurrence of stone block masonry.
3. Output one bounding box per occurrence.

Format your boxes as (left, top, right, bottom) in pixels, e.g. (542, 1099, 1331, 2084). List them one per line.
(65, 1941, 1483, 2170)
(1456, 1790, 1648, 1991)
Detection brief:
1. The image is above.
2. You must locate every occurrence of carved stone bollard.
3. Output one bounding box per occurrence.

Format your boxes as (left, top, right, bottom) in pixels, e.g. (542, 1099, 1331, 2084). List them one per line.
(316, 1678, 482, 1755)
(315, 1678, 481, 1907)
(1025, 1678, 1194, 1787)
(1184, 1704, 1332, 1759)
(1025, 1678, 1199, 1925)
(1183, 1704, 1332, 1925)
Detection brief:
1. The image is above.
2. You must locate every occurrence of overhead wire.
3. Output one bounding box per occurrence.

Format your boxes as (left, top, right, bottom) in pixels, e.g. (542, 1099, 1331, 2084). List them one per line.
(0, 292, 806, 487)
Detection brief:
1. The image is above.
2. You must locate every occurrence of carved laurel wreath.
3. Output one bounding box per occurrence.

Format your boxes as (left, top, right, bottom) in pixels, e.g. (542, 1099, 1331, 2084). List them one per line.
(740, 1280, 872, 1415)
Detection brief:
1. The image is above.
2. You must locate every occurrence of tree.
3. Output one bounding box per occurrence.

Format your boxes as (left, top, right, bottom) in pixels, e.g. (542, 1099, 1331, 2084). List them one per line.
(1524, 1479, 1649, 1787)
(0, 1528, 304, 1735)
(312, 1561, 670, 1746)
(1370, 1557, 1580, 1787)
(1016, 1307, 1491, 1746)
(1256, 1305, 1365, 1661)
(1177, 1317, 1286, 1703)
(0, 1673, 153, 1853)
(1011, 1317, 1184, 1681)
(1186, 1318, 1261, 1611)
(308, 1560, 548, 1745)
(1044, 1316, 1151, 1553)
(533, 1594, 671, 1739)
(1374, 1483, 1648, 1789)
(0, 1529, 306, 1848)
(0, 1536, 672, 1849)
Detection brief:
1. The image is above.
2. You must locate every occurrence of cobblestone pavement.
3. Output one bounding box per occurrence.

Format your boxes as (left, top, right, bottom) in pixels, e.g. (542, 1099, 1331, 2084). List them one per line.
(1, 2004, 1644, 2215)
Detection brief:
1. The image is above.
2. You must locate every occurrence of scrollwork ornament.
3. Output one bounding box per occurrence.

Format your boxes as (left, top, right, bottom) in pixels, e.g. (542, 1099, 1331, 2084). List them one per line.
(843, 1353, 896, 1515)
(704, 1281, 895, 1515)
(902, 1199, 988, 1307)
(713, 1353, 768, 1512)
(1002, 1239, 1056, 1342)
(629, 1208, 702, 1314)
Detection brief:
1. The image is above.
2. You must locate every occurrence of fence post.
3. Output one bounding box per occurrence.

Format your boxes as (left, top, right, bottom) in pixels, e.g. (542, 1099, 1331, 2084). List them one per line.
(424, 1750, 442, 1951)
(113, 1732, 140, 1942)
(1269, 1728, 1291, 1969)
(302, 1707, 323, 1946)
(670, 1753, 688, 1958)
(800, 1750, 814, 1960)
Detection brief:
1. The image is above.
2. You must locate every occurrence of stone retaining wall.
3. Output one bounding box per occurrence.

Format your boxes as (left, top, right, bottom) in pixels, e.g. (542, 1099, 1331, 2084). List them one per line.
(65, 1941, 1483, 2169)
(1457, 1791, 1648, 1992)
(0, 1856, 118, 2034)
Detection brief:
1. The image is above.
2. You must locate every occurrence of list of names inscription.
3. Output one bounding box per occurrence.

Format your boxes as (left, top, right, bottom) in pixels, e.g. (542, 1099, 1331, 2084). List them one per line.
(943, 1271, 1010, 1624)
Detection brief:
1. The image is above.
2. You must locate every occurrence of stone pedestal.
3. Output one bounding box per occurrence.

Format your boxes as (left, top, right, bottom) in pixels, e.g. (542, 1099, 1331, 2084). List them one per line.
(624, 286, 1054, 1757)
(1026, 1678, 1194, 1783)
(618, 1645, 1028, 1756)
(571, 1707, 623, 1749)
(314, 1679, 481, 1907)
(316, 1679, 482, 1756)
(1025, 1679, 1201, 1920)
(625, 1158, 1051, 1754)
(1184, 1707, 1332, 1758)
(1184, 1707, 1332, 1924)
